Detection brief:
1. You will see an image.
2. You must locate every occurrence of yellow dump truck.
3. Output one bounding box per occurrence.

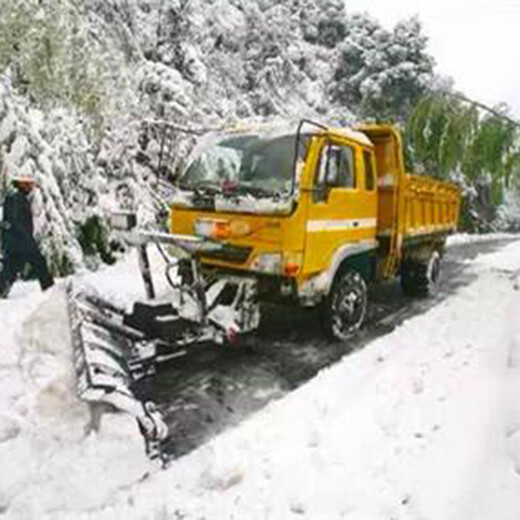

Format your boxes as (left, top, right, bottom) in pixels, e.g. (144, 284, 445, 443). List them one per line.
(168, 121, 460, 339)
(68, 120, 460, 453)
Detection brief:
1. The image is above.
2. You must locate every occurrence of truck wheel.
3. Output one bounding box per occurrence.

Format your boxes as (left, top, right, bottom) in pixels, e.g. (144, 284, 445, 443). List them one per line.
(401, 251, 441, 297)
(400, 259, 418, 295)
(324, 270, 367, 341)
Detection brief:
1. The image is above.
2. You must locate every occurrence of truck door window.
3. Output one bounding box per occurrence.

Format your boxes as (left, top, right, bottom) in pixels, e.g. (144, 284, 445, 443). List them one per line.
(363, 150, 375, 191)
(317, 144, 356, 190)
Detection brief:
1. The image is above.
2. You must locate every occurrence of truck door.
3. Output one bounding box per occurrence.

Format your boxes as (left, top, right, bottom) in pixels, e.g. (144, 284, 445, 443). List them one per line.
(303, 139, 377, 276)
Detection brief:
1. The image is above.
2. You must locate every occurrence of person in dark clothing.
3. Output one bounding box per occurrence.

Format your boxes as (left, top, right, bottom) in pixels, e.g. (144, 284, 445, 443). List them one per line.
(0, 177, 54, 298)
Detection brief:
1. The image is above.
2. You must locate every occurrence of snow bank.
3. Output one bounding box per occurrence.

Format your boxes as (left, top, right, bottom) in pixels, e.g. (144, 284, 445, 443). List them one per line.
(0, 248, 179, 517)
(3, 240, 520, 519)
(76, 246, 176, 310)
(472, 239, 520, 273)
(0, 281, 153, 519)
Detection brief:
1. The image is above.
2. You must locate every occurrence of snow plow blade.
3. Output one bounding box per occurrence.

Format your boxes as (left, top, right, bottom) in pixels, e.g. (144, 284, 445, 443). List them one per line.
(66, 228, 261, 461)
(66, 282, 170, 460)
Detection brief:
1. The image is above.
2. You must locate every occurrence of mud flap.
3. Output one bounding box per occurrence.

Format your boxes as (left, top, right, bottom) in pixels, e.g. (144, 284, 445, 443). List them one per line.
(66, 282, 169, 461)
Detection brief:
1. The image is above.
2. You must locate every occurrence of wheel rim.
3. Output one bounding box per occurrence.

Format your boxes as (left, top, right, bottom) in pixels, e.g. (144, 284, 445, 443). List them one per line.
(331, 276, 366, 340)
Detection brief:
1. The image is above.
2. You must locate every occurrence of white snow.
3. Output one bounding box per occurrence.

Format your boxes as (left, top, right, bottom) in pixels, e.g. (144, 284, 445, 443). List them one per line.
(214, 194, 294, 215)
(472, 240, 520, 273)
(0, 280, 154, 519)
(446, 231, 518, 247)
(1, 239, 520, 519)
(76, 246, 178, 310)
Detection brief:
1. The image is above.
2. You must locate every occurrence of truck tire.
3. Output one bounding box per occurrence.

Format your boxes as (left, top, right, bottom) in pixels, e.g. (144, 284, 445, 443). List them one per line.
(401, 251, 441, 297)
(323, 269, 367, 341)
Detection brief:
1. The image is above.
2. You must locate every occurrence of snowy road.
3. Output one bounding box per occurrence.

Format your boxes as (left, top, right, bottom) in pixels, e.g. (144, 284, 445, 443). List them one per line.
(136, 238, 515, 458)
(2, 235, 520, 520)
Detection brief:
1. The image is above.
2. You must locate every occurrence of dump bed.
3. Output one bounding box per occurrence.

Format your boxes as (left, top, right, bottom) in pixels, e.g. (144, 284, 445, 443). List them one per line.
(357, 123, 461, 276)
(357, 123, 460, 241)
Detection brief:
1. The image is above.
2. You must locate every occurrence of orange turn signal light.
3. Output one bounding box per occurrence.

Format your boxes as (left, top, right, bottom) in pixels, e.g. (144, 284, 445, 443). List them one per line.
(283, 252, 303, 277)
(214, 221, 231, 239)
(284, 263, 301, 277)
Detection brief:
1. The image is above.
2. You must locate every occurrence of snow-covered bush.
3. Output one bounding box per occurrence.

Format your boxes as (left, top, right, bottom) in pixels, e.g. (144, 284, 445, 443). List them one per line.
(0, 79, 85, 274)
(494, 187, 520, 231)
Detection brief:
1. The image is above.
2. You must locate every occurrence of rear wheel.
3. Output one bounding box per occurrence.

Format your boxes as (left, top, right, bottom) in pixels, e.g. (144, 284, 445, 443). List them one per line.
(401, 251, 441, 297)
(323, 270, 367, 341)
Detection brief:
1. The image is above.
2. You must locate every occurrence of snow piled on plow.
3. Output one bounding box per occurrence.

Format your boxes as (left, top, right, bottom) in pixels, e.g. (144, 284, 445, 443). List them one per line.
(1, 240, 520, 519)
(0, 272, 155, 518)
(76, 246, 175, 309)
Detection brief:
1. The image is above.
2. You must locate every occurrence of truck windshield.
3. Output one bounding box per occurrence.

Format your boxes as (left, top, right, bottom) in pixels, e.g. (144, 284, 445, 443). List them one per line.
(179, 133, 307, 198)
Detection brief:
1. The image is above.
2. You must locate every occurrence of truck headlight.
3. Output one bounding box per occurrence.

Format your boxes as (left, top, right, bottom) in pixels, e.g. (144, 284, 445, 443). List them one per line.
(194, 219, 230, 239)
(194, 218, 252, 240)
(251, 253, 282, 274)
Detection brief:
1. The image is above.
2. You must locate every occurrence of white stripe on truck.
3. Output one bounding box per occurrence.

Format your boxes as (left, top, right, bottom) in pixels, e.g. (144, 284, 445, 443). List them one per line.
(307, 218, 377, 232)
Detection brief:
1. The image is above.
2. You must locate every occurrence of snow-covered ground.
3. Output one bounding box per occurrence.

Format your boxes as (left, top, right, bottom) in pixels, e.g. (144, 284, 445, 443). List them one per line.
(446, 232, 518, 247)
(2, 237, 520, 519)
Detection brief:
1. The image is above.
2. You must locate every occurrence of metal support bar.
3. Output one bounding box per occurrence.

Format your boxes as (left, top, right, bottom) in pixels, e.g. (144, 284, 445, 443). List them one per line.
(137, 244, 156, 300)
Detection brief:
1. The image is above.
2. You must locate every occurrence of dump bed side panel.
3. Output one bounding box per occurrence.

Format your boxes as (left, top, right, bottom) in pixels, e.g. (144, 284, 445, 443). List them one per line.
(401, 174, 460, 239)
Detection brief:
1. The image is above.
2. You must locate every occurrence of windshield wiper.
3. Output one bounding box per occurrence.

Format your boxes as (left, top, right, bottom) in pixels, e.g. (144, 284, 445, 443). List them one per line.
(179, 180, 283, 200)
(232, 184, 278, 199)
(179, 180, 221, 195)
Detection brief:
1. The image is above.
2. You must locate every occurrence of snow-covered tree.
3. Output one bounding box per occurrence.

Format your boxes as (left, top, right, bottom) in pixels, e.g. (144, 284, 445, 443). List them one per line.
(0, 0, 107, 136)
(334, 15, 434, 120)
(7, 0, 509, 271)
(294, 0, 347, 48)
